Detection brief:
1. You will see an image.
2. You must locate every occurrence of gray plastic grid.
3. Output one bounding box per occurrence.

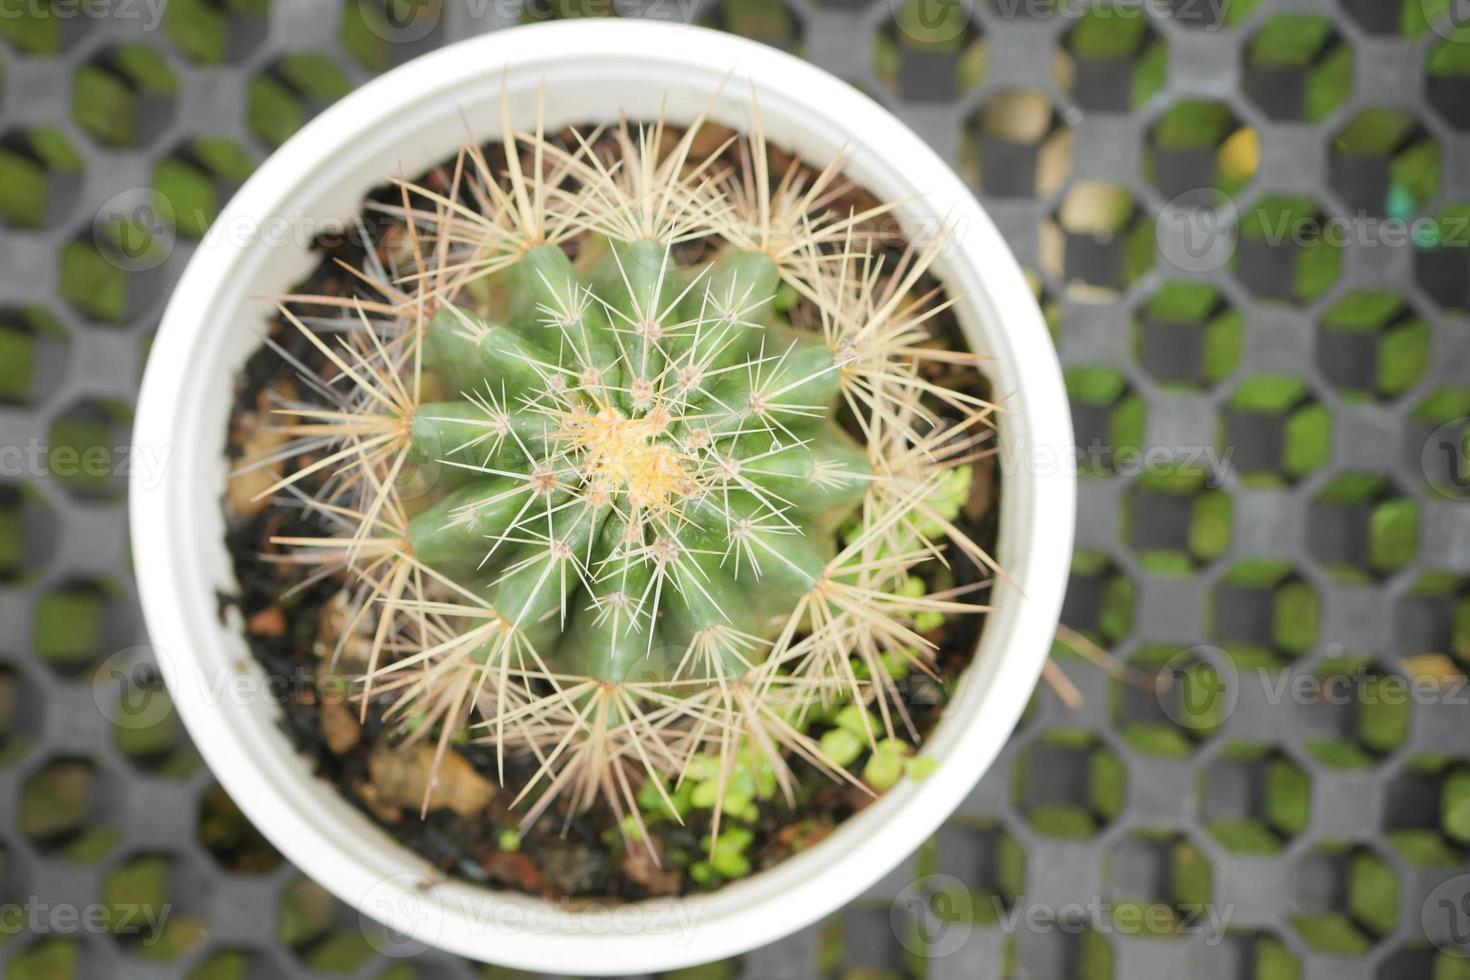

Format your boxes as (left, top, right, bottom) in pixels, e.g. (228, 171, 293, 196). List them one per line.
(0, 0, 1468, 978)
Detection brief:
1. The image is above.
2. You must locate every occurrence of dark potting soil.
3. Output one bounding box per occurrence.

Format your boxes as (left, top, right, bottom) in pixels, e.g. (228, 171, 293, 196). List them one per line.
(220, 125, 1003, 902)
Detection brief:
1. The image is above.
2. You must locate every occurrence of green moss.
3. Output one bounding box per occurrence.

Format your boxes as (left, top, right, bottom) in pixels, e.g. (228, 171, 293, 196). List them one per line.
(1130, 42, 1167, 109)
(1359, 676, 1410, 753)
(1122, 725, 1193, 758)
(1284, 404, 1332, 478)
(154, 158, 215, 239)
(1209, 820, 1280, 853)
(1264, 758, 1310, 834)
(248, 76, 304, 148)
(1292, 913, 1370, 954)
(1248, 14, 1330, 68)
(1272, 580, 1318, 655)
(1346, 851, 1397, 936)
(1070, 8, 1146, 59)
(1390, 829, 1462, 867)
(34, 588, 104, 664)
(1369, 498, 1420, 571)
(0, 151, 50, 228)
(72, 66, 137, 146)
(8, 938, 79, 980)
(0, 327, 35, 403)
(60, 242, 128, 323)
(1444, 769, 1470, 843)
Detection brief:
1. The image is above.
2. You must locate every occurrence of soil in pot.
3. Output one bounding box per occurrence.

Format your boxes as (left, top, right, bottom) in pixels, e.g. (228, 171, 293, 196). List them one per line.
(220, 118, 1003, 902)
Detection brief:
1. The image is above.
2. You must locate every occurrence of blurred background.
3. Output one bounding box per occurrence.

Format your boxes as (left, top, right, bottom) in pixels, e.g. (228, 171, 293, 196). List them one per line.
(1, 0, 1469, 977)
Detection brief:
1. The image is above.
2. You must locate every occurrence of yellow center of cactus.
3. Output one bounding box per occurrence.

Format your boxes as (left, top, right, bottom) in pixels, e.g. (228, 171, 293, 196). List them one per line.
(564, 402, 692, 512)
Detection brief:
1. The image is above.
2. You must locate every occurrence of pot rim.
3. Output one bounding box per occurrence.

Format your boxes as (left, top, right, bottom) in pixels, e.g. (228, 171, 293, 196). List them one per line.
(130, 19, 1074, 975)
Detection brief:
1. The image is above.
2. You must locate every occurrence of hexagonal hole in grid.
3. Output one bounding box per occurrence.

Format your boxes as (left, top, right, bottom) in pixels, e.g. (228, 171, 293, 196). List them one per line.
(1397, 571, 1470, 671)
(1414, 203, 1470, 312)
(1409, 386, 1470, 500)
(1242, 14, 1354, 124)
(1330, 109, 1440, 221)
(0, 481, 56, 585)
(70, 45, 178, 149)
(187, 949, 294, 980)
(1135, 282, 1242, 392)
(154, 136, 260, 240)
(198, 784, 284, 874)
(960, 90, 1070, 199)
(818, 904, 911, 978)
(279, 877, 380, 974)
(1043, 182, 1154, 295)
(1102, 830, 1213, 939)
(1307, 473, 1421, 582)
(1014, 728, 1126, 839)
(248, 55, 356, 150)
(1194, 932, 1302, 979)
(46, 399, 134, 500)
(1221, 375, 1332, 487)
(1066, 367, 1146, 475)
(109, 668, 201, 779)
(1007, 926, 1116, 980)
(1289, 843, 1398, 955)
(704, 0, 803, 53)
(4, 938, 112, 979)
(1160, 0, 1263, 29)
(0, 661, 43, 767)
(929, 820, 1026, 925)
(1114, 645, 1230, 757)
(1235, 195, 1343, 304)
(34, 577, 134, 677)
(343, 0, 447, 72)
(60, 228, 162, 325)
(0, 1, 103, 53)
(0, 128, 82, 230)
(20, 757, 121, 863)
(1145, 100, 1258, 201)
(1298, 658, 1413, 769)
(1063, 550, 1136, 646)
(164, 0, 271, 65)
(1123, 464, 1233, 576)
(100, 852, 210, 960)
(875, 0, 984, 101)
(1384, 756, 1469, 868)
(1317, 291, 1430, 403)
(1428, 27, 1470, 130)
(1201, 742, 1310, 854)
(0, 306, 69, 408)
(1059, 4, 1167, 113)
(1210, 559, 1320, 664)
(1339, 0, 1445, 37)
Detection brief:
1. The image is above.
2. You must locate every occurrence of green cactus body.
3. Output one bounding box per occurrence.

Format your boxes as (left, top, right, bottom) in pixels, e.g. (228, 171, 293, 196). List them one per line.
(400, 238, 869, 683)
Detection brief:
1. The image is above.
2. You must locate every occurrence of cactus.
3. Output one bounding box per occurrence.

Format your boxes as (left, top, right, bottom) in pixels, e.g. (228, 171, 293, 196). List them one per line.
(250, 100, 998, 840)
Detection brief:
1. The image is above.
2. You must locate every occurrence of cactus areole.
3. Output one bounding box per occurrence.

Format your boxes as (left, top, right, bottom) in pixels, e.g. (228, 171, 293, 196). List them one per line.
(259, 106, 999, 836)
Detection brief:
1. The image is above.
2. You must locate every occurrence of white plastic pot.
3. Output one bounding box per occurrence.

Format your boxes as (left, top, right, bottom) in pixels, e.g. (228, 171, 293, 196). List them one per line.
(131, 20, 1074, 975)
